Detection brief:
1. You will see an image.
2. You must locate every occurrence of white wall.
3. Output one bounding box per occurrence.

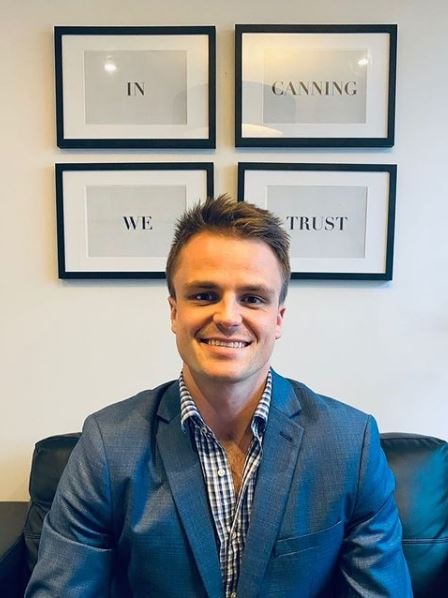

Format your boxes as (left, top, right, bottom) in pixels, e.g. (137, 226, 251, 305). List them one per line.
(1, 0, 447, 500)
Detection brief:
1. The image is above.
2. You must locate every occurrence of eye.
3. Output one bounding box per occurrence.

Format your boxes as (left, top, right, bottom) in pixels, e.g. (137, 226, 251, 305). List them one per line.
(190, 291, 218, 302)
(241, 295, 265, 305)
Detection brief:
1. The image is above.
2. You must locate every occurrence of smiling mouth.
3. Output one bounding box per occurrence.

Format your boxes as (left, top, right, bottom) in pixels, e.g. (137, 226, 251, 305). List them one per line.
(201, 339, 250, 349)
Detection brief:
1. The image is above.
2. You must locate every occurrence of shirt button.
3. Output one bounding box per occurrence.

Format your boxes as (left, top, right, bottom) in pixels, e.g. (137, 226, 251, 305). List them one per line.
(217, 468, 225, 477)
(231, 532, 237, 540)
(230, 593, 237, 598)
(201, 426, 208, 435)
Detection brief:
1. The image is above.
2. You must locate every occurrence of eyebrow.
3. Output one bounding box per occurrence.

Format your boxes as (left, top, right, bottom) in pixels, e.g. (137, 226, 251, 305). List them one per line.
(184, 281, 218, 290)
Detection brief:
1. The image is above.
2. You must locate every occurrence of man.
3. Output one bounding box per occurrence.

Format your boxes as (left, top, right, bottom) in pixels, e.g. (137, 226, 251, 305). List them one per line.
(26, 195, 412, 596)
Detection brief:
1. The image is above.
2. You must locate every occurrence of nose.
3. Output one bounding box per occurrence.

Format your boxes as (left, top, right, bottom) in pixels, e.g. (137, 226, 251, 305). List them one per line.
(212, 297, 242, 330)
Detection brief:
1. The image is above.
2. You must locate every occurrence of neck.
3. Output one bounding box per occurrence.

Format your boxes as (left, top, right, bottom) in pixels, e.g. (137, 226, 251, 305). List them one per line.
(182, 367, 269, 444)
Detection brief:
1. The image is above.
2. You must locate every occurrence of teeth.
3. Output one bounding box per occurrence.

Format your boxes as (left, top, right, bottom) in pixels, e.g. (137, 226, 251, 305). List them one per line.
(206, 339, 248, 348)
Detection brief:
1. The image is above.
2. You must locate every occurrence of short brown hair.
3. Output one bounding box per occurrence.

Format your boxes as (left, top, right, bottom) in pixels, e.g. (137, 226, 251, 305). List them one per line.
(166, 195, 290, 303)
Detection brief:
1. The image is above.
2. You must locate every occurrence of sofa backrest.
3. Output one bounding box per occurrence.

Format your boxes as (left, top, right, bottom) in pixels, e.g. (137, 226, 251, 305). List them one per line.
(23, 432, 448, 596)
(23, 433, 81, 576)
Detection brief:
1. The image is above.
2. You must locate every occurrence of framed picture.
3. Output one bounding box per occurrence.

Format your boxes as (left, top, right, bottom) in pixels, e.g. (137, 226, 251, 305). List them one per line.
(56, 162, 214, 279)
(235, 24, 397, 147)
(238, 162, 396, 280)
(55, 26, 216, 148)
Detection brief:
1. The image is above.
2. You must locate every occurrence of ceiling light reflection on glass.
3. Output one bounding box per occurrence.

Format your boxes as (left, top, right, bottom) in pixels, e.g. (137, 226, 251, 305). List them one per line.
(104, 61, 117, 73)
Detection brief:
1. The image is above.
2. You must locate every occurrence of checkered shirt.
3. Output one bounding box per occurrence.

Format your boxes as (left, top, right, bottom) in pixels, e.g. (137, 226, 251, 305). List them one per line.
(179, 371, 272, 598)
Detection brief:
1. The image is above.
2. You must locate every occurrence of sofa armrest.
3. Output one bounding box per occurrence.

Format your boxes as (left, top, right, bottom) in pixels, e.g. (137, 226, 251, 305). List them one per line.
(381, 433, 448, 597)
(0, 501, 28, 597)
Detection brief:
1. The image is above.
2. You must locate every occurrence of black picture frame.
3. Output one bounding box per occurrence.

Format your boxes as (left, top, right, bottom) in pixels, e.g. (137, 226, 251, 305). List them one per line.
(56, 162, 214, 279)
(55, 26, 216, 149)
(238, 162, 396, 280)
(235, 24, 397, 148)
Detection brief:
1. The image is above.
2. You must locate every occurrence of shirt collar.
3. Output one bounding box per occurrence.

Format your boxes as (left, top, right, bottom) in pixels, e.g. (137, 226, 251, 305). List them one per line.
(179, 370, 272, 440)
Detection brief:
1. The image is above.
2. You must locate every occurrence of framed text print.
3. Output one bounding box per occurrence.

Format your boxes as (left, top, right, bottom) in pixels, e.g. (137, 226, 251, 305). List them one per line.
(55, 26, 216, 148)
(238, 163, 396, 280)
(235, 24, 397, 147)
(56, 162, 214, 279)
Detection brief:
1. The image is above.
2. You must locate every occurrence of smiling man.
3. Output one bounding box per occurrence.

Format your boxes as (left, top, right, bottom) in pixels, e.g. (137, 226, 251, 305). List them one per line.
(27, 196, 412, 597)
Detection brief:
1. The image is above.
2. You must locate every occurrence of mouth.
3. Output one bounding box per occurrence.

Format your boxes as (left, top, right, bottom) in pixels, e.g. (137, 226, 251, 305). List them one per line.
(200, 338, 250, 349)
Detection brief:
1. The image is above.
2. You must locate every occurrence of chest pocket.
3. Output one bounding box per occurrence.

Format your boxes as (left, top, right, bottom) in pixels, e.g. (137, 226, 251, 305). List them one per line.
(274, 520, 343, 557)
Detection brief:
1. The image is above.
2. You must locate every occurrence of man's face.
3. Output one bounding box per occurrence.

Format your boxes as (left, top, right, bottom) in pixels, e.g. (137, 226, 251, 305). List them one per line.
(168, 231, 286, 390)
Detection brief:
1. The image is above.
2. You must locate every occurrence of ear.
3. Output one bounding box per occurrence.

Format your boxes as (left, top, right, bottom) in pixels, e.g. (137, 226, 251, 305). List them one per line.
(168, 296, 177, 333)
(275, 305, 286, 340)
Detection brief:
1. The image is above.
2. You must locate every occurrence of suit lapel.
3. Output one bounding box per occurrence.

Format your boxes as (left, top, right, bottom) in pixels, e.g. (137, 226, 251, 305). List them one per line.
(156, 384, 222, 598)
(237, 373, 304, 597)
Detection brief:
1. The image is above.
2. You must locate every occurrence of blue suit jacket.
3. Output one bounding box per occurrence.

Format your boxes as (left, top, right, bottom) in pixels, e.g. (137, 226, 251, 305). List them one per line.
(26, 372, 412, 597)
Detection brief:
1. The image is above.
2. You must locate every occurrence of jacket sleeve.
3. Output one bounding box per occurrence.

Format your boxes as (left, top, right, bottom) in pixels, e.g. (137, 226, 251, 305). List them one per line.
(336, 415, 413, 597)
(25, 415, 114, 597)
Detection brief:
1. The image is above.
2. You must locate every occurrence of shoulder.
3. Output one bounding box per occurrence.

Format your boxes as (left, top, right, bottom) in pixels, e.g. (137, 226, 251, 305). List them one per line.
(80, 380, 178, 448)
(272, 372, 378, 452)
(291, 378, 370, 424)
(273, 370, 371, 425)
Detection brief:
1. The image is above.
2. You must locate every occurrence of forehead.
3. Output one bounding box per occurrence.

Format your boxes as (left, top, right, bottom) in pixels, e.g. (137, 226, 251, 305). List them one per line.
(173, 231, 283, 288)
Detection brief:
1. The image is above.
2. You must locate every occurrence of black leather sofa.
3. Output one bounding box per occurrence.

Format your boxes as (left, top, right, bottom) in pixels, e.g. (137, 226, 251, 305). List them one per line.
(1, 432, 447, 597)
